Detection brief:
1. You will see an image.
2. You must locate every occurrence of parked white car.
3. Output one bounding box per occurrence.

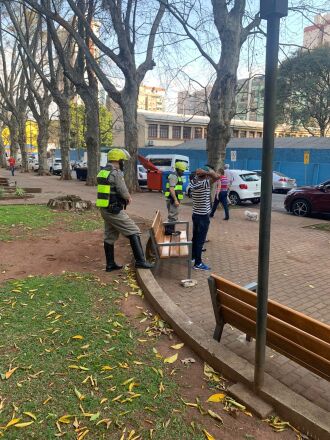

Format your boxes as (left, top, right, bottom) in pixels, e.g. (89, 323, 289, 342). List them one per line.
(137, 165, 147, 186)
(227, 170, 261, 205)
(49, 159, 62, 175)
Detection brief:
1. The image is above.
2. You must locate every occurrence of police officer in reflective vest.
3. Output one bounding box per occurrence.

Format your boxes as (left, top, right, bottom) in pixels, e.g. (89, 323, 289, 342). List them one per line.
(96, 148, 153, 271)
(164, 161, 187, 235)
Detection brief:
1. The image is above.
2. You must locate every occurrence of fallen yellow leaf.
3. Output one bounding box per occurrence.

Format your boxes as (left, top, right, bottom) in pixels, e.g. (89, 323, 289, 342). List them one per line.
(23, 412, 37, 420)
(170, 343, 184, 350)
(208, 409, 223, 424)
(14, 421, 34, 428)
(202, 429, 216, 440)
(5, 367, 19, 379)
(207, 393, 226, 403)
(58, 414, 74, 424)
(164, 353, 178, 364)
(72, 335, 84, 340)
(74, 387, 85, 401)
(6, 418, 21, 428)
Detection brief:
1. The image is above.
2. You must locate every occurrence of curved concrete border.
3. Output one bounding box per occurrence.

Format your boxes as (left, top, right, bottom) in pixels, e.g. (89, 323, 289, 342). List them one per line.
(137, 268, 330, 440)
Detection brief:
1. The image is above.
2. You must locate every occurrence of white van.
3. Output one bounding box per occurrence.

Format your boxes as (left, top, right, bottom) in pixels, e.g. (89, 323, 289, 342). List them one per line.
(145, 154, 189, 171)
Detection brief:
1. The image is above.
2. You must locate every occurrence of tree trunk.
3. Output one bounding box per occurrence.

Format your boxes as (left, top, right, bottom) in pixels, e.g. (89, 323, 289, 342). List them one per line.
(17, 115, 28, 173)
(37, 116, 50, 175)
(58, 102, 72, 180)
(9, 116, 19, 159)
(122, 85, 139, 192)
(84, 96, 99, 186)
(78, 85, 100, 186)
(0, 122, 7, 168)
(206, 24, 242, 170)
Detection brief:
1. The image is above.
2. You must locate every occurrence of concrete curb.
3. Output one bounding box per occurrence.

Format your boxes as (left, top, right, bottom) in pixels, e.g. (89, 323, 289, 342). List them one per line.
(136, 268, 330, 440)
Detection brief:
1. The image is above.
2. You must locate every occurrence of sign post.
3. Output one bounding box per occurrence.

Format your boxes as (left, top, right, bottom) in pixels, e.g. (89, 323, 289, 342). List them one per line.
(255, 0, 288, 391)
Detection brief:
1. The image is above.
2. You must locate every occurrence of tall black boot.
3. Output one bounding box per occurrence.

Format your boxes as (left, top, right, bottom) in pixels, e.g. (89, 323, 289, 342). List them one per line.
(129, 235, 154, 269)
(104, 242, 123, 272)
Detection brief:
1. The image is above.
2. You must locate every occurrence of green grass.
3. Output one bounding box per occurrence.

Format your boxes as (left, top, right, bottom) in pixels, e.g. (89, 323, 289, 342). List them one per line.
(0, 274, 203, 439)
(0, 205, 102, 241)
(305, 223, 330, 232)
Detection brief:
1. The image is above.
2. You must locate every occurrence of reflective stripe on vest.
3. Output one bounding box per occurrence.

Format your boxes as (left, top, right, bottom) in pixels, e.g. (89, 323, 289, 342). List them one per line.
(96, 170, 111, 208)
(165, 175, 183, 200)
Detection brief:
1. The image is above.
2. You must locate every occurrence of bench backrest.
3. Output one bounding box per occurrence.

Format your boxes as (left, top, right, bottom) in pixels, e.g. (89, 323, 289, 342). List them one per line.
(150, 210, 164, 258)
(210, 274, 330, 381)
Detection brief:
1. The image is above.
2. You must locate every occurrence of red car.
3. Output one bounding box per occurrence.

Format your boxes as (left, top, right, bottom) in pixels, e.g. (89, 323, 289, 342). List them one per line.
(284, 180, 330, 217)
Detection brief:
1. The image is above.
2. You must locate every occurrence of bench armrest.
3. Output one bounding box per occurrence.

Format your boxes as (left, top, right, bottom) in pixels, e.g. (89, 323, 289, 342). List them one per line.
(162, 221, 189, 226)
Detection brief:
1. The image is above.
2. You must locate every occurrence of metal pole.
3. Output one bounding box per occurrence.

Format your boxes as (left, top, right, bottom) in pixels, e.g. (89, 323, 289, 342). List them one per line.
(254, 13, 282, 390)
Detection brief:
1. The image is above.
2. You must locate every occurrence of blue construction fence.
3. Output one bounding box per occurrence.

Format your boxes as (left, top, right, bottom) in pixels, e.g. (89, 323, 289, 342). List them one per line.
(139, 147, 330, 186)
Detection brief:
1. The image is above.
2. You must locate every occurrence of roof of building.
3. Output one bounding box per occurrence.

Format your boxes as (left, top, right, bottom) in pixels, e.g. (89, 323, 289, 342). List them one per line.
(156, 137, 330, 150)
(137, 109, 264, 128)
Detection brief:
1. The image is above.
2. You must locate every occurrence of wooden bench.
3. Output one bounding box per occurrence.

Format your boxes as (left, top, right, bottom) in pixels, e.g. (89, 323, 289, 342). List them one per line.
(147, 210, 192, 279)
(208, 274, 330, 381)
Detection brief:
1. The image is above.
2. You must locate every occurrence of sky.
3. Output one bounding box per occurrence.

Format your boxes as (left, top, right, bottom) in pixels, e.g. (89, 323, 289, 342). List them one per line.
(139, 0, 330, 113)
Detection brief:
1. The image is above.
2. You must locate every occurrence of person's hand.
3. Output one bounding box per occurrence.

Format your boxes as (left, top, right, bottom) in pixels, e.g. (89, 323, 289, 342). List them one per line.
(127, 196, 132, 205)
(174, 200, 180, 207)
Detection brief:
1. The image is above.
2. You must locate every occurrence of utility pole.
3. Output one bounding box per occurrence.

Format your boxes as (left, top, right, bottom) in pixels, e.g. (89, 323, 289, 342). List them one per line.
(255, 0, 288, 390)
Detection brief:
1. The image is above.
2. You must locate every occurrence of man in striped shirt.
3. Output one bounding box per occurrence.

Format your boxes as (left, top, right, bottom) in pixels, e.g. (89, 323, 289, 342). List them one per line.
(190, 166, 219, 271)
(209, 168, 230, 220)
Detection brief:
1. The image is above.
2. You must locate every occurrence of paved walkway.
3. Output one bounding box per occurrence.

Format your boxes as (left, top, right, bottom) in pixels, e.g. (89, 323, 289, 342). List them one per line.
(1, 169, 330, 412)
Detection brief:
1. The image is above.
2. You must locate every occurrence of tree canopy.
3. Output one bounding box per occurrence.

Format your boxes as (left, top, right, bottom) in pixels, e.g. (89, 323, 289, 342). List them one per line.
(277, 46, 330, 137)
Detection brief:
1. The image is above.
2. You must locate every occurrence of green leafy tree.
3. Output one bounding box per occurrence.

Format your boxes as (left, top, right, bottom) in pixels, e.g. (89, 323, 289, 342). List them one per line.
(277, 46, 330, 137)
(70, 103, 112, 149)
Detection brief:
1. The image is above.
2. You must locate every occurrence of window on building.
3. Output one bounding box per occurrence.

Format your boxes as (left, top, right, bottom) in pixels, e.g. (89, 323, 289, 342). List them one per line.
(240, 130, 247, 138)
(148, 124, 158, 138)
(172, 126, 181, 139)
(183, 126, 191, 139)
(257, 132, 262, 138)
(159, 125, 169, 139)
(249, 131, 256, 138)
(194, 127, 203, 139)
(233, 130, 239, 138)
(203, 127, 208, 138)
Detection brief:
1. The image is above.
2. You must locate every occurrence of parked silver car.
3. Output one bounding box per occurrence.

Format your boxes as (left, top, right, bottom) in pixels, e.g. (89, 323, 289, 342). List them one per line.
(253, 170, 296, 193)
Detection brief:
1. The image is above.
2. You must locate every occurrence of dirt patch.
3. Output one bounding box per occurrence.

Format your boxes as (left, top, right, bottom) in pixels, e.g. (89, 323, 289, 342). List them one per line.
(0, 223, 298, 439)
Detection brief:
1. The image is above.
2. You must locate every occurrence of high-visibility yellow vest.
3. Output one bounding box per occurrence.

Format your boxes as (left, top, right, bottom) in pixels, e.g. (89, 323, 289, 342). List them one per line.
(165, 175, 183, 201)
(96, 169, 111, 208)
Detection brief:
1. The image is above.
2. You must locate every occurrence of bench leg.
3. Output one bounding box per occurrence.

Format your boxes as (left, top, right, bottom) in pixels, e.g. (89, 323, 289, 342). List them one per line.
(214, 321, 224, 342)
(188, 246, 192, 279)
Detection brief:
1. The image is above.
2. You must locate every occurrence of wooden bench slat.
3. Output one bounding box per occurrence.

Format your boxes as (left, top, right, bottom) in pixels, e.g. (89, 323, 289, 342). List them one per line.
(159, 235, 171, 258)
(219, 291, 330, 360)
(213, 275, 330, 344)
(221, 307, 330, 381)
(178, 231, 189, 257)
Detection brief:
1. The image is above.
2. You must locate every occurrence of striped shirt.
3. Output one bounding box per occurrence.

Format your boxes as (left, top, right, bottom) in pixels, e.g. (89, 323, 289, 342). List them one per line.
(215, 175, 229, 196)
(191, 177, 211, 215)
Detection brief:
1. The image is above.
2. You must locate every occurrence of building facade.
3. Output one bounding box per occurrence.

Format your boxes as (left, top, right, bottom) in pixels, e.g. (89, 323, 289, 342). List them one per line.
(137, 85, 165, 112)
(303, 13, 330, 49)
(177, 88, 211, 115)
(235, 75, 265, 122)
(177, 77, 265, 122)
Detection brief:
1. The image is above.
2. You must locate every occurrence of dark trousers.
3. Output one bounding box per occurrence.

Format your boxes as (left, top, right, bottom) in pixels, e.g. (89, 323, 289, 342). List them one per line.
(192, 213, 210, 265)
(10, 166, 15, 176)
(210, 191, 229, 219)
